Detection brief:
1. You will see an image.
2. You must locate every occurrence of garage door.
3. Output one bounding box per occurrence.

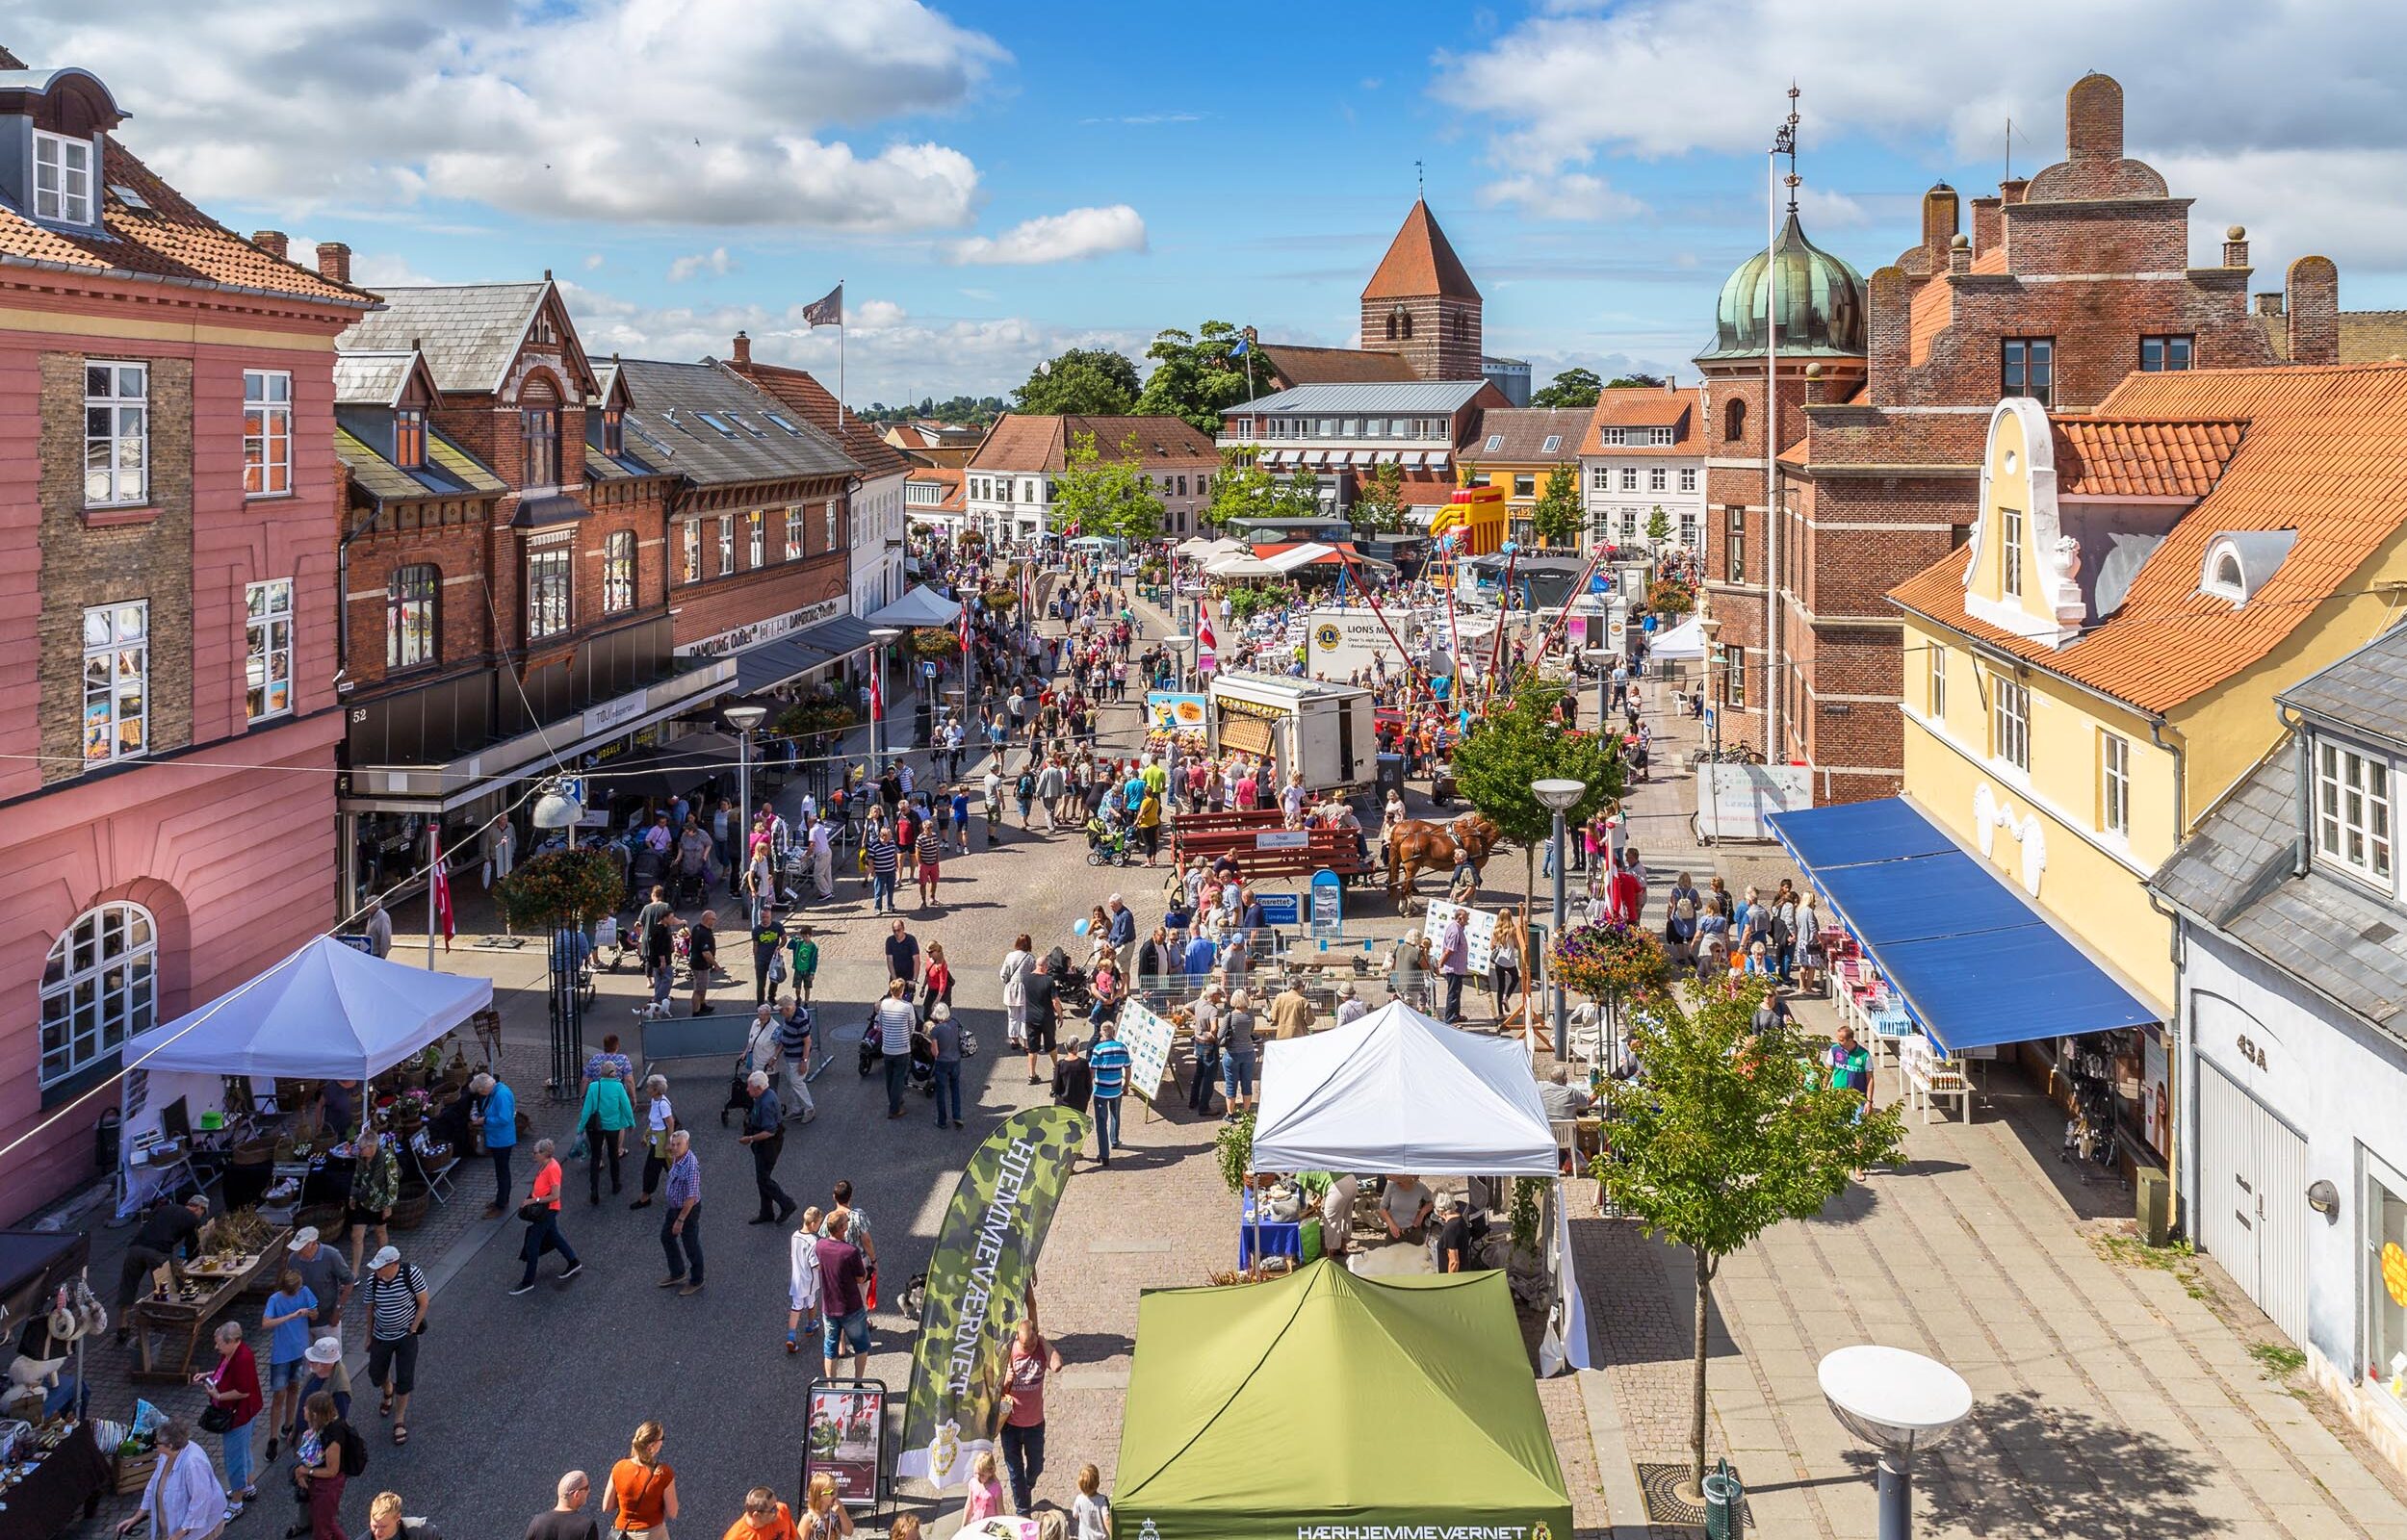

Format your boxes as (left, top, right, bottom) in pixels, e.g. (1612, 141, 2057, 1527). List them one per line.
(2196, 1061, 2310, 1346)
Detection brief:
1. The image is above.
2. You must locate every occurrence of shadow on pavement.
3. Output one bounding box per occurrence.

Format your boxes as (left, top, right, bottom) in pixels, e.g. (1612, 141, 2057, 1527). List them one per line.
(1889, 1389, 2231, 1537)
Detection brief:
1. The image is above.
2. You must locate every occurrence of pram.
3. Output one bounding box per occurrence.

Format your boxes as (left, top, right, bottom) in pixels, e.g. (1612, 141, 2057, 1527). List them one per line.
(1042, 946, 1095, 1012)
(857, 1022, 939, 1096)
(1084, 815, 1135, 867)
(670, 852, 710, 909)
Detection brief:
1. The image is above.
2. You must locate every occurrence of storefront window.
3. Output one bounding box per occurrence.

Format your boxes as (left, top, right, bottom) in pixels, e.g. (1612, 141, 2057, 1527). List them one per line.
(2371, 1159, 2407, 1422)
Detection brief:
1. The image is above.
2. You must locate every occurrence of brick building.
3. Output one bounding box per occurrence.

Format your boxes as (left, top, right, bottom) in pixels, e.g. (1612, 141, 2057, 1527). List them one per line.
(1249, 200, 1488, 389)
(330, 282, 731, 910)
(0, 55, 376, 1217)
(1695, 72, 2342, 803)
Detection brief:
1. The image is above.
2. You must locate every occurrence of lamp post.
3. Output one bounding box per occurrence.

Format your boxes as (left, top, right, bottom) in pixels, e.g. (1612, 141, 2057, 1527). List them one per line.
(1819, 1345, 1973, 1540)
(531, 780, 585, 1099)
(725, 704, 767, 922)
(867, 627, 902, 773)
(1696, 609, 1722, 845)
(1166, 632, 1193, 695)
(1532, 778, 1588, 1052)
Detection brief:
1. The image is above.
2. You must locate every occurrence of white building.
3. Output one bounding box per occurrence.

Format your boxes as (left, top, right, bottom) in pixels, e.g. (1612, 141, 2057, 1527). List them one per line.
(966, 413, 1218, 545)
(1218, 379, 1502, 521)
(2151, 625, 2407, 1480)
(1579, 383, 1705, 554)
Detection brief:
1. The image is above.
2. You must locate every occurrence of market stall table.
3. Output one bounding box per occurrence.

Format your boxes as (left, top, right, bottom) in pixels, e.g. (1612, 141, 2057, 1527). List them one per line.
(1237, 1191, 1309, 1270)
(123, 1222, 290, 1383)
(0, 1420, 111, 1535)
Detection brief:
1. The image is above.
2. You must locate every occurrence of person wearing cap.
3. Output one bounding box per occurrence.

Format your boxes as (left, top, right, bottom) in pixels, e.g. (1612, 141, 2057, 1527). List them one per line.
(1333, 981, 1367, 1029)
(285, 1229, 352, 1337)
(285, 1335, 349, 1458)
(362, 1245, 428, 1446)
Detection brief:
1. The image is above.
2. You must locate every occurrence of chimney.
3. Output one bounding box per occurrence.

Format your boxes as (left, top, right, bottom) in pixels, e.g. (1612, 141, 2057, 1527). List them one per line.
(2286, 255, 2340, 366)
(1803, 362, 1831, 404)
(733, 331, 752, 367)
(1663, 375, 1676, 393)
(1948, 233, 1972, 276)
(315, 242, 351, 286)
(1999, 177, 2030, 207)
(1921, 182, 1959, 260)
(2065, 72, 2124, 162)
(1866, 266, 1912, 392)
(2254, 292, 2286, 319)
(2222, 225, 2249, 270)
(1969, 195, 2002, 260)
(251, 230, 288, 261)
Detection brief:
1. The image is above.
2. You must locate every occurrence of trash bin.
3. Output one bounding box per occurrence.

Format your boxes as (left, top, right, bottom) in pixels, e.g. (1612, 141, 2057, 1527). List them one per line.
(1375, 753, 1406, 803)
(1702, 1459, 1744, 1540)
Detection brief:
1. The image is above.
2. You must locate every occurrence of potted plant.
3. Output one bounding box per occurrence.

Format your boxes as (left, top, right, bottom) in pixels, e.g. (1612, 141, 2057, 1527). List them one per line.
(1549, 918, 1672, 1037)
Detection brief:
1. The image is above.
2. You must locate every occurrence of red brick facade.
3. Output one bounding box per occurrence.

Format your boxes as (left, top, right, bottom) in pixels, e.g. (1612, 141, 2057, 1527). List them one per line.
(1697, 73, 2336, 802)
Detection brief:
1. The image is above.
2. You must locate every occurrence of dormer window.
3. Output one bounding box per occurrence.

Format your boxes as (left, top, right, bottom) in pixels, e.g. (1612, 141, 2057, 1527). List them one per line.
(395, 409, 427, 471)
(2198, 530, 2295, 608)
(2315, 738, 2394, 886)
(1648, 426, 1676, 447)
(2205, 550, 2244, 600)
(602, 407, 624, 457)
(1598, 427, 1624, 448)
(34, 130, 93, 224)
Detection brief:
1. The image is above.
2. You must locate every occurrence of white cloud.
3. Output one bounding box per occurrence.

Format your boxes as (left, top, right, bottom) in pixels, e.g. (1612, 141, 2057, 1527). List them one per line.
(1431, 0, 2407, 271)
(1795, 187, 1869, 227)
(582, 253, 606, 270)
(667, 246, 739, 282)
(1478, 171, 1646, 222)
(13, 0, 1008, 229)
(949, 205, 1149, 266)
(957, 287, 998, 301)
(346, 249, 443, 289)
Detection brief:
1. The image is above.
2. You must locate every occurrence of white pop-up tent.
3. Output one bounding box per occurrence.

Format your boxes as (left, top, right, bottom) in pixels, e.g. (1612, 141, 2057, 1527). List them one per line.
(864, 583, 966, 629)
(1648, 615, 1705, 660)
(1251, 1000, 1558, 1175)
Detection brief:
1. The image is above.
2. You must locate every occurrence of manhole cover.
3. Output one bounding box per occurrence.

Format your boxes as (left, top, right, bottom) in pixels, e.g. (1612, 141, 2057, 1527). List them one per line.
(1635, 1463, 1751, 1529)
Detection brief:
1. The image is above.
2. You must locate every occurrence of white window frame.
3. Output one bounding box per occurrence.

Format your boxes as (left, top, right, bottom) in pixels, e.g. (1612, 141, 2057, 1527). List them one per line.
(748, 510, 765, 569)
(34, 129, 93, 225)
(387, 564, 438, 671)
(786, 506, 805, 560)
(603, 530, 635, 613)
(85, 361, 149, 507)
(39, 901, 156, 1089)
(1589, 466, 1610, 493)
(681, 521, 700, 584)
(244, 578, 294, 723)
(1619, 467, 1639, 492)
(1619, 508, 1638, 541)
(1991, 676, 2030, 772)
(243, 370, 293, 497)
(2316, 739, 2394, 886)
(1679, 468, 1697, 494)
(527, 545, 573, 639)
(825, 502, 839, 551)
(2099, 731, 2130, 837)
(716, 515, 735, 576)
(1648, 426, 1676, 447)
(1679, 511, 1697, 548)
(81, 601, 148, 765)
(2002, 506, 2025, 599)
(1648, 467, 1668, 493)
(1928, 644, 1947, 721)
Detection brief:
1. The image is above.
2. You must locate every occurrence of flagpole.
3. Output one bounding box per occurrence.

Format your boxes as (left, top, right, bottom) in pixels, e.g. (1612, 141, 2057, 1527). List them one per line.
(426, 829, 439, 970)
(836, 279, 846, 429)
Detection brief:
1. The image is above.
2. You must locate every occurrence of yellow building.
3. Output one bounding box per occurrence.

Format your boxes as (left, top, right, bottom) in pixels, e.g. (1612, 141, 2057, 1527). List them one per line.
(1774, 361, 2407, 1169)
(1457, 406, 1589, 549)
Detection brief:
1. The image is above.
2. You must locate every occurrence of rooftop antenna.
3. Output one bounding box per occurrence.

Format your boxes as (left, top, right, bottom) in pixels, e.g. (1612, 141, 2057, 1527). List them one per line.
(2005, 116, 2013, 182)
(1777, 83, 1801, 214)
(1415, 159, 1425, 200)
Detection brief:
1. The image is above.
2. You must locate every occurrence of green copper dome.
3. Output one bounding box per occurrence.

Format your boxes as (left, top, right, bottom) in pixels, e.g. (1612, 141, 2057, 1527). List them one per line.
(1697, 211, 1867, 361)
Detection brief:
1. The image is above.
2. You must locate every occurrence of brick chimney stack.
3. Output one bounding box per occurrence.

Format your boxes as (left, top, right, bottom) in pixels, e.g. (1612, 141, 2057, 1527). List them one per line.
(733, 330, 752, 367)
(251, 230, 288, 261)
(1999, 177, 2030, 207)
(1969, 196, 2002, 261)
(1921, 183, 1959, 264)
(2286, 255, 2340, 366)
(315, 242, 351, 285)
(2222, 225, 2249, 270)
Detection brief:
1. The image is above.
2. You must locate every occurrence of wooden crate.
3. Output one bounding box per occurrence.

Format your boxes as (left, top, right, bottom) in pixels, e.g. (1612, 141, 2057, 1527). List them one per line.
(116, 1449, 157, 1495)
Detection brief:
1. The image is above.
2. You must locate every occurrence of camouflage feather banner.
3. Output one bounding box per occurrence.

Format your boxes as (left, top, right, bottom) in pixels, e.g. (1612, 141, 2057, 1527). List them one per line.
(894, 1105, 1086, 1489)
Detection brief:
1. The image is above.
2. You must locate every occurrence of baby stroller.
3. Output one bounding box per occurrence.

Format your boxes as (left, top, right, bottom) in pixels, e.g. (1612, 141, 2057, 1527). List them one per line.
(1084, 815, 1135, 867)
(1043, 946, 1095, 1013)
(856, 1018, 938, 1096)
(670, 851, 709, 909)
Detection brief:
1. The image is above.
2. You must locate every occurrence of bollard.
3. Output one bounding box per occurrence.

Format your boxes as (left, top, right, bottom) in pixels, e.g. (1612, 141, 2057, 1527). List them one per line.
(1702, 1457, 1745, 1540)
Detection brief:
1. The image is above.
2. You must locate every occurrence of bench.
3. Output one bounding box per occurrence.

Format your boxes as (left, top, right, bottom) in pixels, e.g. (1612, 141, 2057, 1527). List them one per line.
(1899, 1037, 1972, 1124)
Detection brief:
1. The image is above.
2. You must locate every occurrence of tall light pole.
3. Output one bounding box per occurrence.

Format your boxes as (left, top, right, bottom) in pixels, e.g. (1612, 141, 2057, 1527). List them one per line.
(1820, 1345, 1973, 1540)
(726, 703, 767, 921)
(1166, 632, 1193, 695)
(531, 780, 585, 1099)
(1533, 778, 1588, 1053)
(867, 627, 902, 773)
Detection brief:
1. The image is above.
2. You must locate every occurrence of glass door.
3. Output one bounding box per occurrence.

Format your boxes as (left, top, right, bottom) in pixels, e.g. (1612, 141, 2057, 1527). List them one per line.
(2367, 1151, 2407, 1423)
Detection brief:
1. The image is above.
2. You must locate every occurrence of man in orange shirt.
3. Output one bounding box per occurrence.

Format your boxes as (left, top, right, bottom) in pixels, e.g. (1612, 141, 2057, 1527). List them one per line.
(510, 1137, 583, 1296)
(723, 1487, 801, 1540)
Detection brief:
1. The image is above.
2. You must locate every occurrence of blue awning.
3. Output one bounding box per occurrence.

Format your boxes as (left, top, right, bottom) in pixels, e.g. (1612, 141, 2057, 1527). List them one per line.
(1767, 798, 2160, 1053)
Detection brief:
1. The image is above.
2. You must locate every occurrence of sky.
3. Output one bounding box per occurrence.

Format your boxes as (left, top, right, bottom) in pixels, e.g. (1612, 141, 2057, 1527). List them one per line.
(19, 0, 2407, 409)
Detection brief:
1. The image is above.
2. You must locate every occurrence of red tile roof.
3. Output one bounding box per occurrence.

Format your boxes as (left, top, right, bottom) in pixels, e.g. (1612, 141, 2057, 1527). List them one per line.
(1257, 342, 1418, 386)
(969, 414, 1218, 474)
(908, 466, 965, 514)
(1362, 200, 1481, 302)
(0, 139, 372, 310)
(723, 356, 910, 479)
(1586, 386, 1700, 453)
(2053, 419, 2247, 499)
(1890, 361, 2407, 712)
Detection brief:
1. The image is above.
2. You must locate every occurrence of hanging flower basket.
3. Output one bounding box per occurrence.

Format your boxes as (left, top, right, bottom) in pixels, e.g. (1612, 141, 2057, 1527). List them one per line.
(495, 848, 622, 931)
(1548, 919, 1670, 1003)
(912, 628, 962, 659)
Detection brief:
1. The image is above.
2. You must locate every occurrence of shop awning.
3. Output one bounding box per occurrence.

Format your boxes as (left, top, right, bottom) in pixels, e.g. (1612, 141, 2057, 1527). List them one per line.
(1768, 797, 2160, 1053)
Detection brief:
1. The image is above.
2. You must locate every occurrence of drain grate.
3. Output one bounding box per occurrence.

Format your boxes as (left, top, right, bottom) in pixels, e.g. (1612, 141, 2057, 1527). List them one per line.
(1635, 1462, 1752, 1528)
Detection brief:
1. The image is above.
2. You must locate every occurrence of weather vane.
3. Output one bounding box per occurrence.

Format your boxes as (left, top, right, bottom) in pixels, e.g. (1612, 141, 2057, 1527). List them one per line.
(1415, 159, 1425, 199)
(1776, 84, 1801, 213)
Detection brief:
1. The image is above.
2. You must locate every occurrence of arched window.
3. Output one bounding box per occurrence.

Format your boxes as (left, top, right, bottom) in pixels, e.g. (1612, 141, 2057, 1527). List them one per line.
(1724, 397, 1747, 442)
(520, 375, 560, 487)
(1385, 311, 1400, 342)
(388, 564, 438, 670)
(40, 901, 156, 1087)
(1400, 311, 1413, 341)
(1452, 313, 1468, 342)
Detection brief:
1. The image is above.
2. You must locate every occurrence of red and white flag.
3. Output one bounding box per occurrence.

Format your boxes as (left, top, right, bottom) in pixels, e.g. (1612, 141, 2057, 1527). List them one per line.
(429, 832, 455, 952)
(1198, 614, 1217, 653)
(959, 599, 972, 654)
(868, 660, 885, 722)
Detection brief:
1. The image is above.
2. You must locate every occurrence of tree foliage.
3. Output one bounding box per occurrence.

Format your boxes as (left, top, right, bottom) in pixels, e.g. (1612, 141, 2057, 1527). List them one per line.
(1647, 577, 1695, 617)
(1350, 458, 1407, 536)
(1646, 507, 1673, 546)
(1605, 372, 1667, 389)
(1013, 348, 1139, 416)
(494, 848, 623, 930)
(1592, 979, 1904, 1487)
(1451, 680, 1623, 911)
(1529, 367, 1602, 408)
(1202, 447, 1319, 530)
(1530, 465, 1583, 549)
(1136, 321, 1258, 432)
(1048, 430, 1165, 543)
(860, 395, 1003, 425)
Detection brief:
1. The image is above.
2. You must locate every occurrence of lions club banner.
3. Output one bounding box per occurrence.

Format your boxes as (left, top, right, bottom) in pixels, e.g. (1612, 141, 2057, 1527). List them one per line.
(895, 1106, 1084, 1489)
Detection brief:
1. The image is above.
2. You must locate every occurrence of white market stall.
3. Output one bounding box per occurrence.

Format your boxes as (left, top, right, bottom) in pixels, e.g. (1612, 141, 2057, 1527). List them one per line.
(1649, 615, 1705, 661)
(1248, 1000, 1593, 1371)
(116, 937, 493, 1211)
(864, 583, 966, 629)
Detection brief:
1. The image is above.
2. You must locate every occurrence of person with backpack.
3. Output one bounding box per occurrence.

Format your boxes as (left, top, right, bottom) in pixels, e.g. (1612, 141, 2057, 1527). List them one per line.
(361, 1246, 427, 1447)
(289, 1390, 362, 1540)
(1015, 766, 1038, 829)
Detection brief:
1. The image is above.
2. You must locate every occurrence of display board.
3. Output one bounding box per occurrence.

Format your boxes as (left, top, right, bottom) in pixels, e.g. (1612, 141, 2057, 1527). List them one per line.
(1421, 898, 1499, 976)
(800, 1380, 888, 1509)
(1117, 1000, 1178, 1107)
(1695, 763, 1813, 842)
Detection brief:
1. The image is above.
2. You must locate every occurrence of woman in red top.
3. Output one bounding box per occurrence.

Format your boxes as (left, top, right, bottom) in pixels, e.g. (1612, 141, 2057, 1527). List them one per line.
(921, 943, 954, 1022)
(998, 1315, 1065, 1512)
(198, 1320, 264, 1503)
(511, 1137, 582, 1296)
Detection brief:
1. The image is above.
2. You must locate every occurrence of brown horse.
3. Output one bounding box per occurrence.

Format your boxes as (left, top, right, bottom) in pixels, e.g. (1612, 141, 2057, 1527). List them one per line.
(1385, 812, 1502, 905)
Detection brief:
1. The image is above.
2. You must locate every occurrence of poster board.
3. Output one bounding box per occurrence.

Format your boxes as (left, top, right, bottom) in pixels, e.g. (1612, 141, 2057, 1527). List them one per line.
(1420, 898, 1499, 976)
(1694, 763, 1812, 842)
(1145, 693, 1207, 735)
(801, 1379, 889, 1508)
(1118, 1000, 1178, 1107)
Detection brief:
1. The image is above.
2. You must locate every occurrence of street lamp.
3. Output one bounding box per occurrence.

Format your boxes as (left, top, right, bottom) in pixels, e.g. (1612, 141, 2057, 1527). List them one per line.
(1532, 778, 1587, 1053)
(1820, 1345, 1973, 1540)
(726, 704, 768, 921)
(867, 628, 903, 773)
(1166, 632, 1193, 694)
(531, 780, 586, 1098)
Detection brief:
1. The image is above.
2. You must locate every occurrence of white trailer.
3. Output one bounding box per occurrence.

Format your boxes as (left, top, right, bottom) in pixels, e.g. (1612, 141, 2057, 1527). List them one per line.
(1205, 671, 1378, 793)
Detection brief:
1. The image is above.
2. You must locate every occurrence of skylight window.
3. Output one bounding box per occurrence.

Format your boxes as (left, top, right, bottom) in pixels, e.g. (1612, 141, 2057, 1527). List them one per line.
(1485, 434, 1503, 452)
(764, 413, 802, 435)
(108, 183, 150, 212)
(696, 412, 736, 438)
(1540, 434, 1562, 454)
(724, 412, 767, 437)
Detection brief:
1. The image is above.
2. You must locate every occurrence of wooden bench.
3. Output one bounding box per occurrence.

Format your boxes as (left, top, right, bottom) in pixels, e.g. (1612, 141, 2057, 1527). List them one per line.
(1899, 1037, 1972, 1124)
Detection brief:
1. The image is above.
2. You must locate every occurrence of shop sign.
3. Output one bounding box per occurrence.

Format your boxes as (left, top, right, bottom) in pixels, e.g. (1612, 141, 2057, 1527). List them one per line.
(1254, 830, 1309, 851)
(582, 693, 650, 737)
(677, 597, 844, 658)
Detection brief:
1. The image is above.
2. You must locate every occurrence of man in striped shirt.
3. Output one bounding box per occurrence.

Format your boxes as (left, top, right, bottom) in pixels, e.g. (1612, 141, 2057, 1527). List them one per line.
(865, 823, 899, 913)
(914, 815, 944, 909)
(1086, 1022, 1132, 1166)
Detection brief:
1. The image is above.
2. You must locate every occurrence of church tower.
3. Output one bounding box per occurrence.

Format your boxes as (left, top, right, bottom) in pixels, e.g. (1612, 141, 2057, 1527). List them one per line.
(1360, 200, 1483, 381)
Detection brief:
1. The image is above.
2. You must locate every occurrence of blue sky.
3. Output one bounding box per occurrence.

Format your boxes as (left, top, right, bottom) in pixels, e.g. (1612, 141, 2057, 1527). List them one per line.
(21, 0, 2407, 406)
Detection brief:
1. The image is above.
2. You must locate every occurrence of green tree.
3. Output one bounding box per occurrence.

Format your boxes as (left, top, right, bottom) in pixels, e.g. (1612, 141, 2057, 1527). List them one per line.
(1645, 507, 1672, 546)
(1013, 348, 1139, 415)
(1605, 372, 1667, 389)
(1449, 680, 1622, 912)
(1350, 458, 1406, 536)
(1592, 981, 1904, 1494)
(1202, 447, 1318, 530)
(1529, 367, 1603, 408)
(1136, 321, 1258, 432)
(1530, 465, 1583, 549)
(1048, 430, 1164, 543)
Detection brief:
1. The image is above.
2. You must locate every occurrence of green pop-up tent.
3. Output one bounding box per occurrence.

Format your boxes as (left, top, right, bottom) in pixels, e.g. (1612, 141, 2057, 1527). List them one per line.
(1114, 1260, 1574, 1540)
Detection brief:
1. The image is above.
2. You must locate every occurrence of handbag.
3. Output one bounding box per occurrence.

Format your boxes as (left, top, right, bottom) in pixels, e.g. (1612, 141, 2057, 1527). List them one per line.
(198, 1405, 234, 1433)
(517, 1200, 546, 1222)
